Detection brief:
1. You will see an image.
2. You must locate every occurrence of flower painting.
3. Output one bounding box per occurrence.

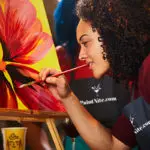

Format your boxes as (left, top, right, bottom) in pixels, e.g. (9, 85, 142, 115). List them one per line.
(0, 0, 65, 112)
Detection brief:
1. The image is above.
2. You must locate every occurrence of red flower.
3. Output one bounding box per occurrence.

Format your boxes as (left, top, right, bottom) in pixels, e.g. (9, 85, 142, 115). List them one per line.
(0, 0, 65, 111)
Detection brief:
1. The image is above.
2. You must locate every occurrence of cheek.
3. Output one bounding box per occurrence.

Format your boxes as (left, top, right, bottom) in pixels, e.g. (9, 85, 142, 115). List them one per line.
(94, 38, 104, 52)
(93, 47, 104, 62)
(86, 41, 101, 58)
(94, 50, 109, 71)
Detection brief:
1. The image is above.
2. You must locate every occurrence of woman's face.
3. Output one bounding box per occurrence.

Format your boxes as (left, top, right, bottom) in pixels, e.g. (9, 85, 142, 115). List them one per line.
(76, 19, 110, 79)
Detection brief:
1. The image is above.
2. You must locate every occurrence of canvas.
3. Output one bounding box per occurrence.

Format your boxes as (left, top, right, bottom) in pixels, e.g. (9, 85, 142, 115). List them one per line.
(0, 0, 65, 112)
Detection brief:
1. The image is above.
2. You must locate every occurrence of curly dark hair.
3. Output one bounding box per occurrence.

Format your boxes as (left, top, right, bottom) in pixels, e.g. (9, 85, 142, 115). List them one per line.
(76, 0, 150, 82)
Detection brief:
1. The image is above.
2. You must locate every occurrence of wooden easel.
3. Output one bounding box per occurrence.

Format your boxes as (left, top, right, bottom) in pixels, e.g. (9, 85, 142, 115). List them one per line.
(0, 108, 68, 150)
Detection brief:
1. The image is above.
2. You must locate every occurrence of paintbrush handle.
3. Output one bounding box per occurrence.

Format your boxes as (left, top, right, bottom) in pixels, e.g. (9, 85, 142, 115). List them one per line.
(18, 64, 88, 88)
(51, 63, 88, 77)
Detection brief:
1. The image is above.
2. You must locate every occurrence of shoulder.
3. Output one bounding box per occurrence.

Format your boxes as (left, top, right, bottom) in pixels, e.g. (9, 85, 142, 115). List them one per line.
(140, 54, 150, 72)
(112, 114, 137, 148)
(138, 54, 150, 103)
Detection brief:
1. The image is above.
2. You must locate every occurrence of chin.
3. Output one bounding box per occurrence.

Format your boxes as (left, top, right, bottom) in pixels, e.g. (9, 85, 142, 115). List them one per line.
(93, 72, 105, 79)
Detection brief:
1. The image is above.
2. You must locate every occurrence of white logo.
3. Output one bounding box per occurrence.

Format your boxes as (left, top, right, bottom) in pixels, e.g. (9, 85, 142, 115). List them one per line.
(91, 84, 101, 97)
(129, 115, 136, 127)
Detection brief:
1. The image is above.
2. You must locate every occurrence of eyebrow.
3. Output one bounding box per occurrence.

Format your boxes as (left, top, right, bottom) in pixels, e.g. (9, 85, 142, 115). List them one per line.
(79, 34, 88, 42)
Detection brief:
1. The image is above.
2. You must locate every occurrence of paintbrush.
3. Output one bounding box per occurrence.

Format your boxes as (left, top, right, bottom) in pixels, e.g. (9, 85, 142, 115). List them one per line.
(18, 63, 89, 88)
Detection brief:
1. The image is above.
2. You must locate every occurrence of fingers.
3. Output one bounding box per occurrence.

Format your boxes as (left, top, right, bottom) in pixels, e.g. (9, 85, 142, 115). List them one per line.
(39, 68, 61, 81)
(45, 76, 57, 85)
(39, 68, 49, 81)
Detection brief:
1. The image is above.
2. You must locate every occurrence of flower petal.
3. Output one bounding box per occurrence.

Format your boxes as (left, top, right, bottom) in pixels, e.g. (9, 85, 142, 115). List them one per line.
(7, 62, 39, 80)
(0, 72, 17, 108)
(15, 82, 65, 111)
(13, 32, 53, 64)
(0, 0, 52, 64)
(6, 64, 65, 111)
(0, 4, 5, 41)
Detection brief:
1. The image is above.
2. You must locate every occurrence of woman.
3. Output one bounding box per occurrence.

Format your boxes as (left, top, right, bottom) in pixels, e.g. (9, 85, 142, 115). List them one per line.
(39, 0, 150, 149)
(54, 1, 130, 150)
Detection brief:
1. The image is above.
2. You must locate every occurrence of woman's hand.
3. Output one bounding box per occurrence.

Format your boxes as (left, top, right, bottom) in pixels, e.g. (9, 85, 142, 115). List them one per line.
(39, 68, 72, 102)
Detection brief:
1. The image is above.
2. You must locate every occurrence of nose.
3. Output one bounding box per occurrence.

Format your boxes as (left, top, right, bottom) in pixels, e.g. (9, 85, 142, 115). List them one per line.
(78, 47, 87, 61)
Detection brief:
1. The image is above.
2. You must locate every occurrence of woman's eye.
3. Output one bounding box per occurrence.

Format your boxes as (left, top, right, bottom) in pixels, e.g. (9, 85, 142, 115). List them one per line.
(82, 41, 88, 47)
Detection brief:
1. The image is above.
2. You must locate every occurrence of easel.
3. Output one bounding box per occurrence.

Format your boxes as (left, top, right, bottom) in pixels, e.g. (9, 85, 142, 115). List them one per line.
(0, 108, 68, 150)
